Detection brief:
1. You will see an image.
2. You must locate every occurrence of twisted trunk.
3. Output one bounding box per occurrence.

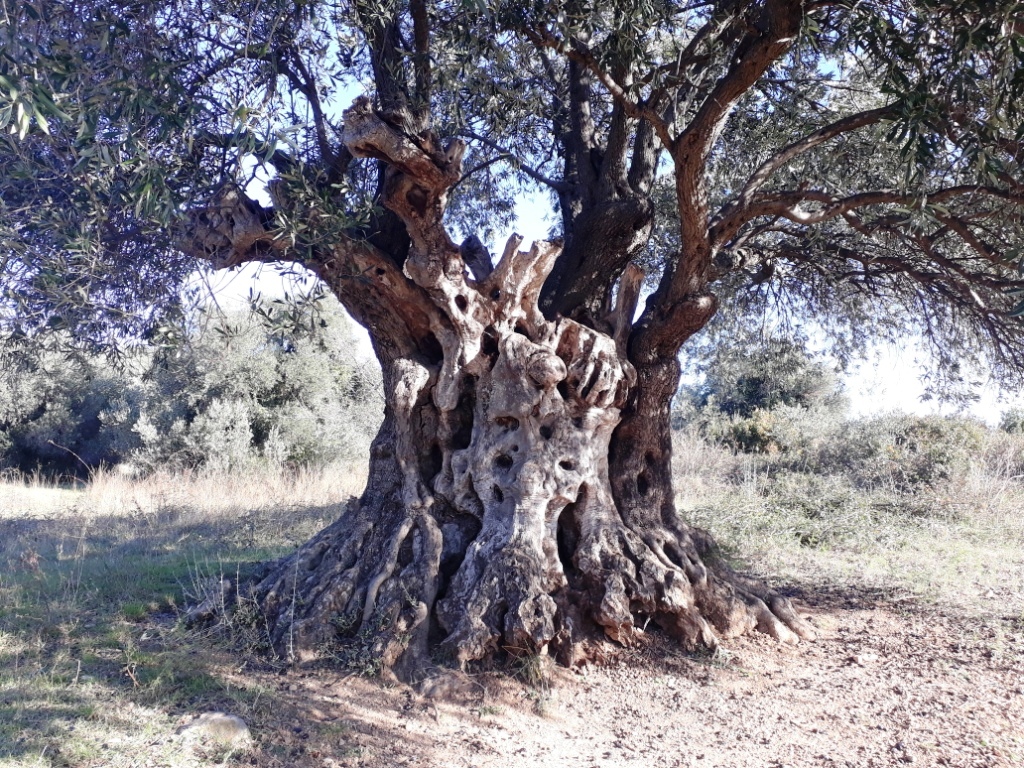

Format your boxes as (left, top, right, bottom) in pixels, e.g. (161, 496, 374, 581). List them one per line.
(213, 98, 814, 680)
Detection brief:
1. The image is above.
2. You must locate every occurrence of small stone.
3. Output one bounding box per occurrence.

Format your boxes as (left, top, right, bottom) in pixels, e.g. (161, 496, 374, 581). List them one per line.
(178, 712, 252, 747)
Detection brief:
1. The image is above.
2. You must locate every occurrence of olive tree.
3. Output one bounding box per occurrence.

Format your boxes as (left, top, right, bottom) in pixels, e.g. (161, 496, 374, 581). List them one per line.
(2, 0, 1023, 678)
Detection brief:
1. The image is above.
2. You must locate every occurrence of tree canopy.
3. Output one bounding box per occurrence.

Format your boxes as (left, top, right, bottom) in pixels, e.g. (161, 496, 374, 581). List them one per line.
(2, 0, 1023, 378)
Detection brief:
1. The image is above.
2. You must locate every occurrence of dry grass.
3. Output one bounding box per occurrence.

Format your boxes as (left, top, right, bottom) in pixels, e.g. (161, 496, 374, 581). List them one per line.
(1, 462, 366, 520)
(673, 431, 1024, 618)
(0, 462, 366, 768)
(2, 429, 1023, 766)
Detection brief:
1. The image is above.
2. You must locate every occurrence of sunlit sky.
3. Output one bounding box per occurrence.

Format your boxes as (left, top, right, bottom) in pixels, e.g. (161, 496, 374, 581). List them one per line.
(208, 187, 1023, 427)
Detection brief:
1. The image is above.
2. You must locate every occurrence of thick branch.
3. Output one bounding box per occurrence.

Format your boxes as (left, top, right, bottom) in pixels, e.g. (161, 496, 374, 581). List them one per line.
(410, 0, 431, 125)
(178, 183, 444, 361)
(526, 28, 675, 150)
(664, 0, 802, 312)
(598, 100, 632, 199)
(627, 116, 661, 195)
(568, 58, 599, 196)
(178, 187, 292, 269)
(674, 0, 802, 157)
(545, 197, 654, 321)
(355, 1, 415, 130)
(343, 98, 461, 193)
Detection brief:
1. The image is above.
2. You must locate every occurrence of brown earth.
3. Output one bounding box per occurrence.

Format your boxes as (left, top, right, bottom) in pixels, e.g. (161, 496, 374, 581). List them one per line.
(209, 592, 1023, 768)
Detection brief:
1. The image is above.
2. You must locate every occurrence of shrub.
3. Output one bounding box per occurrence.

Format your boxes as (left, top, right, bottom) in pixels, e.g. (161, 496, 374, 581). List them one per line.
(698, 408, 783, 454)
(0, 296, 383, 477)
(683, 401, 988, 492)
(999, 408, 1024, 435)
(0, 349, 144, 476)
(785, 414, 986, 491)
(132, 298, 382, 472)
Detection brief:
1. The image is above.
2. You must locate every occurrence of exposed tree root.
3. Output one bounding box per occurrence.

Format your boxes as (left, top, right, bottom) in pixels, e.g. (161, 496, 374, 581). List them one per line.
(250, 476, 444, 680)
(240, 489, 812, 680)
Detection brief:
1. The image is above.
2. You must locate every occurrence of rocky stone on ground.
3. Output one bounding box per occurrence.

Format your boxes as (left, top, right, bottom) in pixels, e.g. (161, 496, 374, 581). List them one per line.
(178, 712, 252, 747)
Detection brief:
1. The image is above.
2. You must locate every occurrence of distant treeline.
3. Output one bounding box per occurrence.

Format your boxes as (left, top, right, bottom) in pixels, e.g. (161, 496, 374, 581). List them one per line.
(675, 337, 1024, 491)
(4, 311, 1021, 485)
(0, 298, 383, 478)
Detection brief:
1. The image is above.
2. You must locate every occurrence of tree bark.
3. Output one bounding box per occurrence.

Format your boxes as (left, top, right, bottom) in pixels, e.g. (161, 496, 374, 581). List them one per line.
(221, 98, 815, 681)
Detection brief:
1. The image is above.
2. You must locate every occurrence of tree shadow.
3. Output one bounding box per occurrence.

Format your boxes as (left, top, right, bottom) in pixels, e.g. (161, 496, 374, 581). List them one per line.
(0, 501, 425, 765)
(772, 581, 919, 612)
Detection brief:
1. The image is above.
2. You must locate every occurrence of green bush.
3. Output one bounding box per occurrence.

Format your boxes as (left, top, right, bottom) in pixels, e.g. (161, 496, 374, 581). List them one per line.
(784, 414, 986, 491)
(0, 296, 383, 477)
(684, 395, 987, 492)
(999, 408, 1024, 435)
(0, 349, 144, 476)
(130, 298, 382, 473)
(698, 408, 784, 454)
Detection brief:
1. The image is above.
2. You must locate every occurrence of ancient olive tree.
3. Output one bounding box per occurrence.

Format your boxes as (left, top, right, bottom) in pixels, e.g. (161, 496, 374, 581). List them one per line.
(3, 0, 1024, 677)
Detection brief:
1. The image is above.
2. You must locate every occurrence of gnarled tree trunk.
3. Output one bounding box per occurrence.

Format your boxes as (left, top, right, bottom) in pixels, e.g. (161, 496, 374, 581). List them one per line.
(237, 98, 814, 681)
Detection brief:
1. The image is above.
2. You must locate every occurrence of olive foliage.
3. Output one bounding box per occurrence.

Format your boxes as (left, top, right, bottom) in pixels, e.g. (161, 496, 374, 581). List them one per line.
(0, 0, 1022, 385)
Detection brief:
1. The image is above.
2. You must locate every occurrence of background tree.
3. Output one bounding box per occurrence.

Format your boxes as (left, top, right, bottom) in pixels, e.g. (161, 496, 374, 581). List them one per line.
(0, 294, 381, 476)
(672, 334, 846, 452)
(2, 0, 1023, 678)
(686, 336, 843, 418)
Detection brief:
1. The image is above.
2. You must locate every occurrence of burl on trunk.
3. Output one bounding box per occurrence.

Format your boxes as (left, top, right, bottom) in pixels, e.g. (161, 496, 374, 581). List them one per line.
(235, 99, 814, 680)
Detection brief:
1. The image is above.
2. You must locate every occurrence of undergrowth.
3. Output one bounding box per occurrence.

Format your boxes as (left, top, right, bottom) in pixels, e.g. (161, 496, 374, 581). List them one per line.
(674, 417, 1024, 614)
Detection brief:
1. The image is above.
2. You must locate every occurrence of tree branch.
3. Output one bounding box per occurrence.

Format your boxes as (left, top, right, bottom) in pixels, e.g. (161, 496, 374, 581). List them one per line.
(279, 50, 337, 170)
(458, 130, 568, 191)
(410, 0, 431, 126)
(673, 0, 803, 158)
(598, 99, 631, 199)
(712, 104, 897, 240)
(648, 0, 804, 341)
(713, 185, 1024, 245)
(524, 27, 675, 150)
(354, 1, 414, 130)
(342, 97, 466, 289)
(627, 115, 662, 195)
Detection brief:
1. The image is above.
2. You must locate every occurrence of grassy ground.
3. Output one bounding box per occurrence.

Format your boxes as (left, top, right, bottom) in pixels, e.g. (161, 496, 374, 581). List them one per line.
(1, 429, 1022, 766)
(674, 430, 1024, 618)
(0, 465, 364, 767)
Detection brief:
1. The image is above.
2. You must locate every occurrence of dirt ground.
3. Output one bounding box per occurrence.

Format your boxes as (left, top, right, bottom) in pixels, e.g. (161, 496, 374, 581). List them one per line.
(3, 471, 1022, 768)
(206, 592, 1023, 768)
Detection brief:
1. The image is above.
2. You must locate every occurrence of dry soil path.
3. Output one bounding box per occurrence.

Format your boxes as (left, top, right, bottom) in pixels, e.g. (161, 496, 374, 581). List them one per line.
(222, 594, 1023, 768)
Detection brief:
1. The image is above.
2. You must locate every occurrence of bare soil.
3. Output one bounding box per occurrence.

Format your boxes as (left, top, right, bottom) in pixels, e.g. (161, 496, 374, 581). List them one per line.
(214, 592, 1023, 768)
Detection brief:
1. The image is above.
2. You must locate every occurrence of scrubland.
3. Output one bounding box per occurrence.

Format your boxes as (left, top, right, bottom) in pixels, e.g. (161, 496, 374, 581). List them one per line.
(1, 414, 1022, 767)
